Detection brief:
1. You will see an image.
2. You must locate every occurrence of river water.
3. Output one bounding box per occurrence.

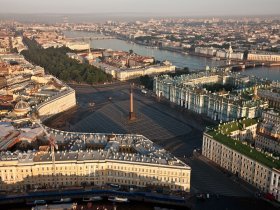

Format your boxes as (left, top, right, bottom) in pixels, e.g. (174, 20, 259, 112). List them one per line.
(63, 31, 280, 81)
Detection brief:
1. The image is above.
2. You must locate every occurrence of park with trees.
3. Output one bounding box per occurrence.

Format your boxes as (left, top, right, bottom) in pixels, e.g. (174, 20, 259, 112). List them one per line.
(22, 37, 113, 84)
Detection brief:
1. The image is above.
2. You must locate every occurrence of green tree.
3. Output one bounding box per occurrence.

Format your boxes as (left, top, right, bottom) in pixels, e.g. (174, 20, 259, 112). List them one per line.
(21, 37, 113, 84)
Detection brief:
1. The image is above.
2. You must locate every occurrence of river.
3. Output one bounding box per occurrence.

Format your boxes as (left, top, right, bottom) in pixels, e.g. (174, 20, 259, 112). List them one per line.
(63, 31, 280, 81)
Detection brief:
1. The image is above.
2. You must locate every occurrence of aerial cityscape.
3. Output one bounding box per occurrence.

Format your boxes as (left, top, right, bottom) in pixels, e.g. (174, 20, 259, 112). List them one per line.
(0, 0, 280, 210)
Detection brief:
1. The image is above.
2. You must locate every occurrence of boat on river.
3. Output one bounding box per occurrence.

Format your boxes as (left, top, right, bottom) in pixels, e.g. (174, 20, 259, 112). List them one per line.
(108, 196, 129, 203)
(82, 196, 103, 202)
(52, 197, 72, 204)
(31, 203, 77, 210)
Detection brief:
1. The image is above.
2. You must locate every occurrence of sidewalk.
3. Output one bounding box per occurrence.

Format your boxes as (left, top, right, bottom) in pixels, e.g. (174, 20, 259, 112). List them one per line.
(195, 153, 258, 196)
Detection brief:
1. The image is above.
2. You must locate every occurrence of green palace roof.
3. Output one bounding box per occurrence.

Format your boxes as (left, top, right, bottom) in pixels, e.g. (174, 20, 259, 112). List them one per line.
(206, 129, 280, 169)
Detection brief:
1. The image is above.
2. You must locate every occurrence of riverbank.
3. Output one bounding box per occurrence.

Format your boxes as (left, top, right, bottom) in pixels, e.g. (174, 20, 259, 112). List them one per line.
(63, 30, 225, 70)
(63, 30, 280, 81)
(0, 188, 190, 209)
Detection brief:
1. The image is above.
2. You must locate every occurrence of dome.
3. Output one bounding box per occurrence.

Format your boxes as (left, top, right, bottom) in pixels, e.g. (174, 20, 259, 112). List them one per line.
(14, 100, 30, 116)
(15, 100, 29, 110)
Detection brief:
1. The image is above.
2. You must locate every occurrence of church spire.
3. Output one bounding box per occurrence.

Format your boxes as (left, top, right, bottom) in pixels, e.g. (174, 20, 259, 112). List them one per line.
(88, 40, 91, 54)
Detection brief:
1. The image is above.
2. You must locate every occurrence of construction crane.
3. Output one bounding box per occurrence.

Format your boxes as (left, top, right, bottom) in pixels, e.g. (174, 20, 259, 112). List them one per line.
(33, 119, 58, 187)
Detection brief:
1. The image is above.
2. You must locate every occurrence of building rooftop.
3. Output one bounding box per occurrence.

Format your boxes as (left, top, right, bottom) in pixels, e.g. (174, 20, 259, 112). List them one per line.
(0, 127, 189, 169)
(156, 72, 270, 108)
(206, 130, 280, 169)
(217, 118, 258, 135)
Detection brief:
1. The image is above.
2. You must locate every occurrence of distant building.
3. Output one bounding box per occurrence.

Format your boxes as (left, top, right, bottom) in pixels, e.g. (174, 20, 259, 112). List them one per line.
(94, 49, 175, 80)
(0, 62, 9, 76)
(195, 47, 217, 56)
(13, 99, 30, 117)
(116, 64, 176, 81)
(216, 50, 227, 58)
(256, 109, 280, 154)
(247, 51, 280, 62)
(258, 88, 280, 110)
(66, 42, 90, 51)
(41, 42, 64, 49)
(66, 53, 85, 63)
(0, 76, 7, 88)
(154, 72, 269, 122)
(195, 46, 244, 60)
(36, 78, 76, 120)
(128, 57, 155, 68)
(230, 52, 244, 60)
(95, 62, 175, 81)
(0, 54, 26, 64)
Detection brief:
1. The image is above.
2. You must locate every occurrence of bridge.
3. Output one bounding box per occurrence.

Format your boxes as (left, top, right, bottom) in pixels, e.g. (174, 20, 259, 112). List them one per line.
(67, 36, 115, 41)
(218, 61, 280, 70)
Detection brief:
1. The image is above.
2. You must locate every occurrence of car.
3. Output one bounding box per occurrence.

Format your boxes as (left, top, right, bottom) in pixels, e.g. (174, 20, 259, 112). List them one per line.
(141, 89, 147, 94)
(196, 193, 206, 201)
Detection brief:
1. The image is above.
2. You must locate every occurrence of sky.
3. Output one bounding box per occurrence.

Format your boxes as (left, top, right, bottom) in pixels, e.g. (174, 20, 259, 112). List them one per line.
(0, 0, 279, 16)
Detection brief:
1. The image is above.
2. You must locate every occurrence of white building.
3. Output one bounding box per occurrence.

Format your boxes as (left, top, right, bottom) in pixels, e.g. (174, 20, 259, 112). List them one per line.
(231, 52, 244, 60)
(195, 46, 243, 60)
(154, 72, 269, 122)
(195, 47, 217, 56)
(216, 50, 227, 58)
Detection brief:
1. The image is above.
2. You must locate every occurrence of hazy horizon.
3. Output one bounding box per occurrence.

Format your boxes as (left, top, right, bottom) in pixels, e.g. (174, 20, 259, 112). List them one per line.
(0, 0, 280, 16)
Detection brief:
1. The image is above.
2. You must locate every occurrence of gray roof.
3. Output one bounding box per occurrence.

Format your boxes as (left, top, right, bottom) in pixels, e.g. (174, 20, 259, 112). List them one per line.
(0, 127, 189, 168)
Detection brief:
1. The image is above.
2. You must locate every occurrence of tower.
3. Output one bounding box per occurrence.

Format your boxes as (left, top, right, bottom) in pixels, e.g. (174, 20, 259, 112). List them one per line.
(87, 41, 94, 61)
(253, 85, 259, 101)
(129, 84, 137, 121)
(88, 40, 91, 54)
(225, 42, 233, 65)
(63, 16, 69, 27)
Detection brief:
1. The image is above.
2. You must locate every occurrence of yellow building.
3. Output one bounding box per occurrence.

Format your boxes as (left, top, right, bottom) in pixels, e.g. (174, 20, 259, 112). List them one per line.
(94, 62, 175, 81)
(116, 65, 176, 81)
(0, 131, 191, 192)
(36, 87, 76, 120)
(247, 52, 280, 62)
(202, 121, 280, 201)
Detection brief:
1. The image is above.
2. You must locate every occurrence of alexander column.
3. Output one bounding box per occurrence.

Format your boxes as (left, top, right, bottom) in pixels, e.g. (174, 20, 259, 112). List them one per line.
(129, 84, 137, 121)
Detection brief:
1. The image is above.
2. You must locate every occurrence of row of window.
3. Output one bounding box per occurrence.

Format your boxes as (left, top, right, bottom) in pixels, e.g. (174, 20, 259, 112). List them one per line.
(204, 137, 276, 191)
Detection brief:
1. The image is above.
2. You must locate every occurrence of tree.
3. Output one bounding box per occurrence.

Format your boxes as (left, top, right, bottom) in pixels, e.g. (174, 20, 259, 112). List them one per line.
(139, 75, 154, 90)
(21, 37, 113, 84)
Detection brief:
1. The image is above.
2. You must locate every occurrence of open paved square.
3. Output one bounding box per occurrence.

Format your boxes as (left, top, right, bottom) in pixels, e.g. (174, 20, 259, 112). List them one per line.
(72, 92, 192, 141)
(47, 82, 254, 197)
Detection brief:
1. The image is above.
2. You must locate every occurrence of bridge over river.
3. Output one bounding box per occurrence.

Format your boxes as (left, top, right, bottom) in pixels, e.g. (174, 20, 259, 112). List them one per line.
(218, 61, 280, 70)
(67, 36, 115, 41)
